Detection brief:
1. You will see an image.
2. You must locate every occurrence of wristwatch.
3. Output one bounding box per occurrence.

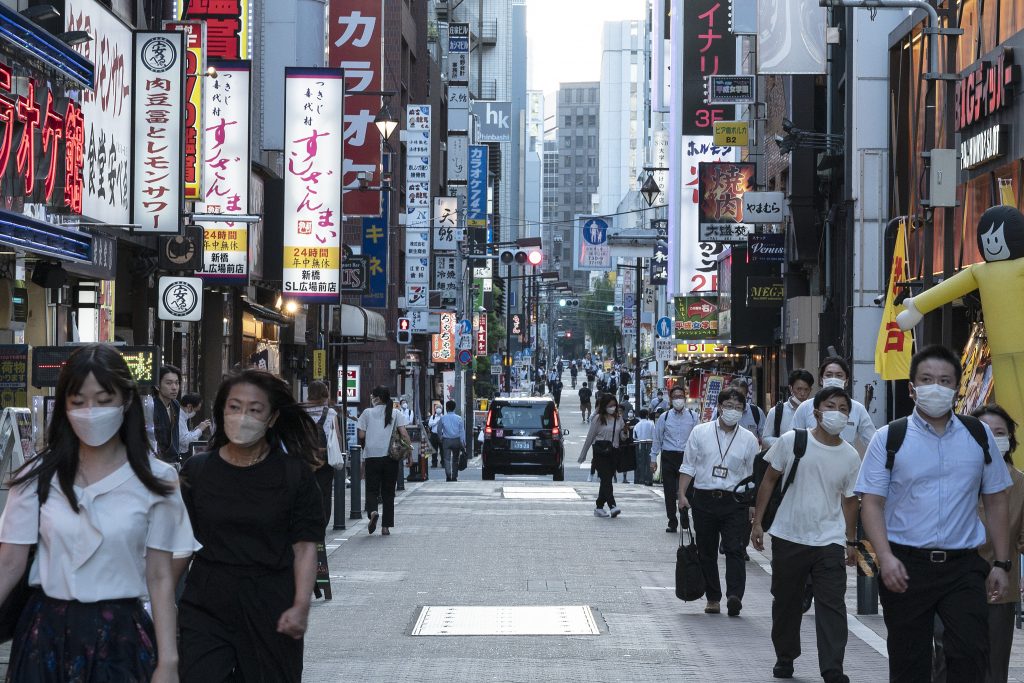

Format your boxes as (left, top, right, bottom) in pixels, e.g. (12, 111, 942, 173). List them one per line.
(993, 560, 1012, 572)
(846, 540, 858, 547)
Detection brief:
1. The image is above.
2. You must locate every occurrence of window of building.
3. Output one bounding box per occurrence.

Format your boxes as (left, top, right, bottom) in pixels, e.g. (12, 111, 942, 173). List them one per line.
(564, 115, 571, 127)
(576, 114, 584, 126)
(589, 114, 596, 126)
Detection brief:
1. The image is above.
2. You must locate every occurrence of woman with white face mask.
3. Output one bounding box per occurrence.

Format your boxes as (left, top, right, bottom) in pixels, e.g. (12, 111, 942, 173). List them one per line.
(973, 403, 1023, 683)
(0, 343, 198, 682)
(578, 394, 624, 518)
(791, 356, 877, 455)
(178, 370, 324, 682)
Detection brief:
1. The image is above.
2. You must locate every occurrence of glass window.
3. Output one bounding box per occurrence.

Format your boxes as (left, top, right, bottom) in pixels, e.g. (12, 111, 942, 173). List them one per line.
(589, 114, 596, 126)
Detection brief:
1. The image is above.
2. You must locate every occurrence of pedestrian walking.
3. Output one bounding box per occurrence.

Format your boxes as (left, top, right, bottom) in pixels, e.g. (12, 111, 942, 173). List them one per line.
(761, 369, 814, 448)
(178, 369, 323, 682)
(438, 400, 467, 482)
(652, 386, 700, 532)
(578, 393, 624, 518)
(678, 387, 761, 616)
(973, 404, 1024, 683)
(428, 404, 444, 468)
(649, 389, 666, 413)
(570, 362, 579, 389)
(855, 345, 1012, 682)
(153, 364, 186, 464)
(632, 409, 656, 485)
(791, 356, 876, 454)
(178, 392, 212, 459)
(303, 381, 343, 528)
(551, 377, 563, 408)
(579, 381, 593, 423)
(0, 343, 198, 682)
(750, 386, 861, 682)
(357, 386, 411, 534)
(711, 377, 766, 440)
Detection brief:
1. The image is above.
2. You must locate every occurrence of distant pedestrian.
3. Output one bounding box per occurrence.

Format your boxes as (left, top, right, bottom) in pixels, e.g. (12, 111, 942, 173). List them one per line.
(678, 387, 760, 616)
(357, 386, 412, 535)
(649, 389, 666, 413)
(711, 377, 766, 441)
(303, 381, 343, 529)
(791, 356, 876, 454)
(632, 409, 656, 485)
(153, 364, 185, 464)
(179, 392, 212, 460)
(0, 344, 197, 681)
(398, 399, 414, 424)
(856, 345, 1011, 682)
(570, 362, 579, 388)
(428, 404, 444, 468)
(551, 378, 563, 407)
(179, 369, 322, 682)
(579, 393, 624, 518)
(652, 386, 700, 532)
(578, 382, 593, 423)
(438, 400, 466, 482)
(761, 369, 814, 449)
(751, 386, 860, 682)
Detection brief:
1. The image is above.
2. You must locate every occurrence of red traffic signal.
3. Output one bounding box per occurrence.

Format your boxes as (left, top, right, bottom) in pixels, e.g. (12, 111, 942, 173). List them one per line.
(398, 317, 411, 331)
(527, 249, 543, 266)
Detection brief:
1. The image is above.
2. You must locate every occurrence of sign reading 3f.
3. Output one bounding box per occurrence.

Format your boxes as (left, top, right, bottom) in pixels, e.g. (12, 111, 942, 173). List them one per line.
(476, 101, 512, 142)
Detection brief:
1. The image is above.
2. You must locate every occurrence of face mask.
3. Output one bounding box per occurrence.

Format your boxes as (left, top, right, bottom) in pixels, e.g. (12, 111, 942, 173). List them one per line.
(606, 406, 617, 415)
(223, 414, 270, 447)
(913, 383, 955, 418)
(720, 408, 743, 426)
(435, 408, 442, 415)
(822, 377, 846, 390)
(820, 410, 848, 435)
(67, 406, 125, 447)
(401, 402, 408, 409)
(671, 398, 686, 410)
(789, 396, 803, 407)
(994, 436, 1012, 456)
(627, 412, 635, 420)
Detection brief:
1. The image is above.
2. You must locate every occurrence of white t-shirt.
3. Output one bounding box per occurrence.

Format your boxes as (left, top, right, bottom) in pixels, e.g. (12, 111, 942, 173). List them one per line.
(356, 405, 410, 458)
(0, 458, 199, 602)
(765, 430, 860, 547)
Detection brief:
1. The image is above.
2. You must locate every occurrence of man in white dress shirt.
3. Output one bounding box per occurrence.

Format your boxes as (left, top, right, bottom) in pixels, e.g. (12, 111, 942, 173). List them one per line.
(678, 387, 761, 616)
(761, 369, 814, 449)
(651, 385, 700, 532)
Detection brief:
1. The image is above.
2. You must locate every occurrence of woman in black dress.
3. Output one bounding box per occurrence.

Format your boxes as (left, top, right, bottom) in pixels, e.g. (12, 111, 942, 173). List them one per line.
(179, 370, 323, 682)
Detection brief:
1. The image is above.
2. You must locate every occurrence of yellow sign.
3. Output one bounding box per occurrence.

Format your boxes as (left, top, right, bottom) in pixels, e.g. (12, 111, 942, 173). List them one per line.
(676, 343, 728, 355)
(713, 121, 749, 147)
(312, 350, 326, 381)
(875, 220, 914, 379)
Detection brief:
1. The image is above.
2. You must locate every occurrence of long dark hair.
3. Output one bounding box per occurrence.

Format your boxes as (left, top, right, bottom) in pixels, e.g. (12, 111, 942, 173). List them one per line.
(972, 403, 1018, 462)
(11, 344, 173, 511)
(596, 392, 619, 426)
(208, 369, 320, 467)
(371, 386, 394, 427)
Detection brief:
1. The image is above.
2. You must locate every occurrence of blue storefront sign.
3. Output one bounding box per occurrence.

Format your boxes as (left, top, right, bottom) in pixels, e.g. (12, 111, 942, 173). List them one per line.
(467, 145, 488, 228)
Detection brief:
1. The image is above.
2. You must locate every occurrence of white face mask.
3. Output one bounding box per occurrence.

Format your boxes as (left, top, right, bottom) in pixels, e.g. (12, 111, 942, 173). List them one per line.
(67, 406, 125, 447)
(822, 377, 846, 390)
(671, 398, 686, 410)
(720, 408, 743, 426)
(789, 396, 803, 407)
(606, 406, 618, 415)
(819, 410, 848, 435)
(994, 436, 1012, 456)
(223, 414, 270, 447)
(401, 402, 408, 409)
(913, 383, 956, 418)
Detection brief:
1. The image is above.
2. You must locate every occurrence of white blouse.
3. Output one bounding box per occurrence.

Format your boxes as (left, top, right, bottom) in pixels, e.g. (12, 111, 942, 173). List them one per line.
(0, 457, 200, 602)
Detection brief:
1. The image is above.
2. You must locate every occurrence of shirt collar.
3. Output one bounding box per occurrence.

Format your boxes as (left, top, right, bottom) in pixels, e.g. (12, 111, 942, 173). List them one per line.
(910, 408, 958, 435)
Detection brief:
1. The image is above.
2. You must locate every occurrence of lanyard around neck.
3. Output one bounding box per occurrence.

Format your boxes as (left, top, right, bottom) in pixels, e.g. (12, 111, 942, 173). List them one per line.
(714, 423, 738, 463)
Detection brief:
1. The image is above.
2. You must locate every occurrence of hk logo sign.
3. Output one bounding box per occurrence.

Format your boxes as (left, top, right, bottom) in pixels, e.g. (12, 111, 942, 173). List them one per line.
(476, 101, 512, 142)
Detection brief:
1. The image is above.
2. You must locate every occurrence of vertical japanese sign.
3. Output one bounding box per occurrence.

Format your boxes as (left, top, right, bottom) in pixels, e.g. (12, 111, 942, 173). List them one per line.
(132, 31, 186, 234)
(651, 219, 669, 285)
(433, 197, 458, 250)
(176, 0, 251, 59)
(405, 104, 431, 281)
(697, 162, 755, 242)
(329, 0, 384, 217)
(682, 0, 736, 135)
(0, 345, 28, 408)
(432, 311, 457, 363)
(875, 220, 914, 380)
(66, 0, 133, 224)
(282, 68, 343, 300)
(434, 255, 458, 307)
(467, 145, 488, 229)
(475, 312, 488, 356)
(360, 213, 388, 308)
(165, 21, 204, 201)
(198, 61, 251, 285)
(676, 137, 734, 294)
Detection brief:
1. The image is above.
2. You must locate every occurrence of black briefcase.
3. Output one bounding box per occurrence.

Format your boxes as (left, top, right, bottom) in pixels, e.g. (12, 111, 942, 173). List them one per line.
(675, 511, 706, 602)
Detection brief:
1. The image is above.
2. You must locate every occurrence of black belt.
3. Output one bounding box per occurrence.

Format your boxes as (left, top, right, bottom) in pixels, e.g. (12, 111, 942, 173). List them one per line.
(694, 488, 730, 499)
(890, 543, 977, 564)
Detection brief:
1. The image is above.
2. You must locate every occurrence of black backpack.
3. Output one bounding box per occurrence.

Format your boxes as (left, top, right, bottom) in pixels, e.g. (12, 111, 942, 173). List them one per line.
(315, 407, 330, 465)
(733, 429, 809, 532)
(884, 414, 991, 469)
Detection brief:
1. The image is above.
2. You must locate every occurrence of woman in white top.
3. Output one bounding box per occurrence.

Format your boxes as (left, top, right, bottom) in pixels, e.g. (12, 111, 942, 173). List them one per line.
(0, 343, 198, 682)
(578, 393, 626, 518)
(791, 356, 877, 454)
(428, 404, 444, 468)
(357, 386, 411, 535)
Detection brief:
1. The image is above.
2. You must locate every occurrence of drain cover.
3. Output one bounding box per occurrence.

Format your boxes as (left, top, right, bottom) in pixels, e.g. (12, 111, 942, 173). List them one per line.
(501, 486, 580, 500)
(411, 605, 599, 636)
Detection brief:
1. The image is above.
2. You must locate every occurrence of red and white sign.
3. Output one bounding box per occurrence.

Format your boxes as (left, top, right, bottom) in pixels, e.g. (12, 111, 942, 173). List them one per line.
(165, 21, 204, 201)
(132, 31, 185, 233)
(431, 311, 457, 363)
(328, 0, 383, 217)
(176, 0, 251, 60)
(475, 312, 488, 356)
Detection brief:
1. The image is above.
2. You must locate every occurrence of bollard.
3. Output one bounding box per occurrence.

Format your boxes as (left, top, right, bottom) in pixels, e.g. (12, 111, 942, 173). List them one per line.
(332, 454, 347, 530)
(856, 520, 878, 614)
(348, 445, 362, 520)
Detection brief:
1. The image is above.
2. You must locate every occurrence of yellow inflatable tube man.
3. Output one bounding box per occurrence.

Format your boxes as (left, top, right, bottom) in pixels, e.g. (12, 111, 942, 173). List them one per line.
(896, 205, 1024, 465)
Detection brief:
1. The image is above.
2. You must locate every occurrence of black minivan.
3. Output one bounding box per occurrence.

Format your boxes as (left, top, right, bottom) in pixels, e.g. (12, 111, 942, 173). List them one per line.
(481, 397, 565, 480)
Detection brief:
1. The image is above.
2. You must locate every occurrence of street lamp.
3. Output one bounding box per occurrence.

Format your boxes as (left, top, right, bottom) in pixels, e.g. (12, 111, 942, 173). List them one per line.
(640, 174, 661, 208)
(374, 100, 399, 141)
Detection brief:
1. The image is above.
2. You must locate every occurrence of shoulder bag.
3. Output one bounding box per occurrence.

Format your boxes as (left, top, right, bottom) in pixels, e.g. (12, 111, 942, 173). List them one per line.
(387, 414, 412, 462)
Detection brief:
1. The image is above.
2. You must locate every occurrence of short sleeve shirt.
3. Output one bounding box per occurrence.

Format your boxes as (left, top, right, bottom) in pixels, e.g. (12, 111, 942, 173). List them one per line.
(0, 458, 199, 601)
(356, 405, 409, 458)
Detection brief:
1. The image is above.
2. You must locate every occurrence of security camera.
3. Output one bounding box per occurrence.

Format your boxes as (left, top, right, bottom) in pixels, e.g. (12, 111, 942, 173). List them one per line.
(873, 293, 885, 307)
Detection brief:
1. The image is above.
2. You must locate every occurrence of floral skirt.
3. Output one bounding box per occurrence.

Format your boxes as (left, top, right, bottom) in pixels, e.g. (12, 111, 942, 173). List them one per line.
(6, 591, 157, 683)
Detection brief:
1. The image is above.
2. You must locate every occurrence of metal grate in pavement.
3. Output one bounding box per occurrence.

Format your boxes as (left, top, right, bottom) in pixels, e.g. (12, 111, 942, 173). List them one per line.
(411, 605, 600, 636)
(501, 486, 580, 500)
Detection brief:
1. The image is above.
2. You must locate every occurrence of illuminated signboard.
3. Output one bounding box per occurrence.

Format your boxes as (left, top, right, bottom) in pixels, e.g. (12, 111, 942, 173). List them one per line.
(32, 346, 161, 388)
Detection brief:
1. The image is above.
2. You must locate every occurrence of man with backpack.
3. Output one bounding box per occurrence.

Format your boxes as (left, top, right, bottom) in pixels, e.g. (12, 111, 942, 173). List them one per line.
(711, 377, 766, 441)
(856, 345, 1012, 682)
(762, 369, 815, 448)
(578, 382, 593, 423)
(652, 385, 700, 532)
(750, 386, 861, 682)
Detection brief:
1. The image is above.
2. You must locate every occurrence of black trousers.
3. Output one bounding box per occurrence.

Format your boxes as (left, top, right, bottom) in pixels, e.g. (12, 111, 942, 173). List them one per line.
(986, 601, 1015, 683)
(593, 448, 617, 508)
(770, 538, 848, 679)
(879, 546, 989, 683)
(661, 450, 684, 527)
(364, 457, 398, 527)
(691, 490, 747, 602)
(314, 463, 334, 529)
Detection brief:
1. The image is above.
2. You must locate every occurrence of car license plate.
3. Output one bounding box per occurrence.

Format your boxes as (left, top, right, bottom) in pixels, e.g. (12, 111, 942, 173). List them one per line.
(510, 440, 532, 451)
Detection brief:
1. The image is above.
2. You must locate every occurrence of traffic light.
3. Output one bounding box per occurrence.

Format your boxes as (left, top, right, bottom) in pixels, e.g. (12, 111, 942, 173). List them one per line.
(565, 330, 572, 338)
(500, 249, 543, 266)
(396, 317, 412, 344)
(559, 298, 580, 308)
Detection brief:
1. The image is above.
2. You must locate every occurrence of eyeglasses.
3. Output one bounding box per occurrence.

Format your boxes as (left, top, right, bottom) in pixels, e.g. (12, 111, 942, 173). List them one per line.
(720, 403, 745, 411)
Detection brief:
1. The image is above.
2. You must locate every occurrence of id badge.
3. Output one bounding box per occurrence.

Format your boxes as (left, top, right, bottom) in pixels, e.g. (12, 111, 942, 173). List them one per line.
(712, 466, 728, 479)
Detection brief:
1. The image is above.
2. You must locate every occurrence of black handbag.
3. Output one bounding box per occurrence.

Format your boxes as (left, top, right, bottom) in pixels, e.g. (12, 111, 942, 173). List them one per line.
(458, 447, 468, 471)
(675, 511, 706, 602)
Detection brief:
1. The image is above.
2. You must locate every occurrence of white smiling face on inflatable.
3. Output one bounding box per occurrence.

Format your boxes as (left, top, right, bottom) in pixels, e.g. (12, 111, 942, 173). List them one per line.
(981, 222, 1012, 261)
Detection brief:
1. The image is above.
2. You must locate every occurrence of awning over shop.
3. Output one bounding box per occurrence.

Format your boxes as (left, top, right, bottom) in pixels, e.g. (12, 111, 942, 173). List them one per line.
(0, 5, 94, 88)
(241, 297, 292, 326)
(340, 304, 386, 342)
(0, 209, 92, 263)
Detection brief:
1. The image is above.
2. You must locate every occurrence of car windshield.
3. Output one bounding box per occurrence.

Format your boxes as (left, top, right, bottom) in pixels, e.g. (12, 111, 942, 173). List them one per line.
(491, 403, 553, 429)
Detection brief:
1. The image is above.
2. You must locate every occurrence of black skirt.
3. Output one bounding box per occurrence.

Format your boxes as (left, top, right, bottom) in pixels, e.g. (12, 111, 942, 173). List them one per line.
(7, 591, 157, 682)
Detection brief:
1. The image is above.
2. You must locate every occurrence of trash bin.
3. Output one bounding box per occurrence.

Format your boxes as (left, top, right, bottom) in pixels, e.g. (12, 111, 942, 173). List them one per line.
(635, 441, 653, 486)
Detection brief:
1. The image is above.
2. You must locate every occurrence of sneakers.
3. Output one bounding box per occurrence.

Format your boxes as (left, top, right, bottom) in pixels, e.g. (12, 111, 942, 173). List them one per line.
(704, 601, 720, 614)
(772, 660, 794, 678)
(609, 506, 621, 518)
(726, 595, 742, 617)
(593, 507, 611, 518)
